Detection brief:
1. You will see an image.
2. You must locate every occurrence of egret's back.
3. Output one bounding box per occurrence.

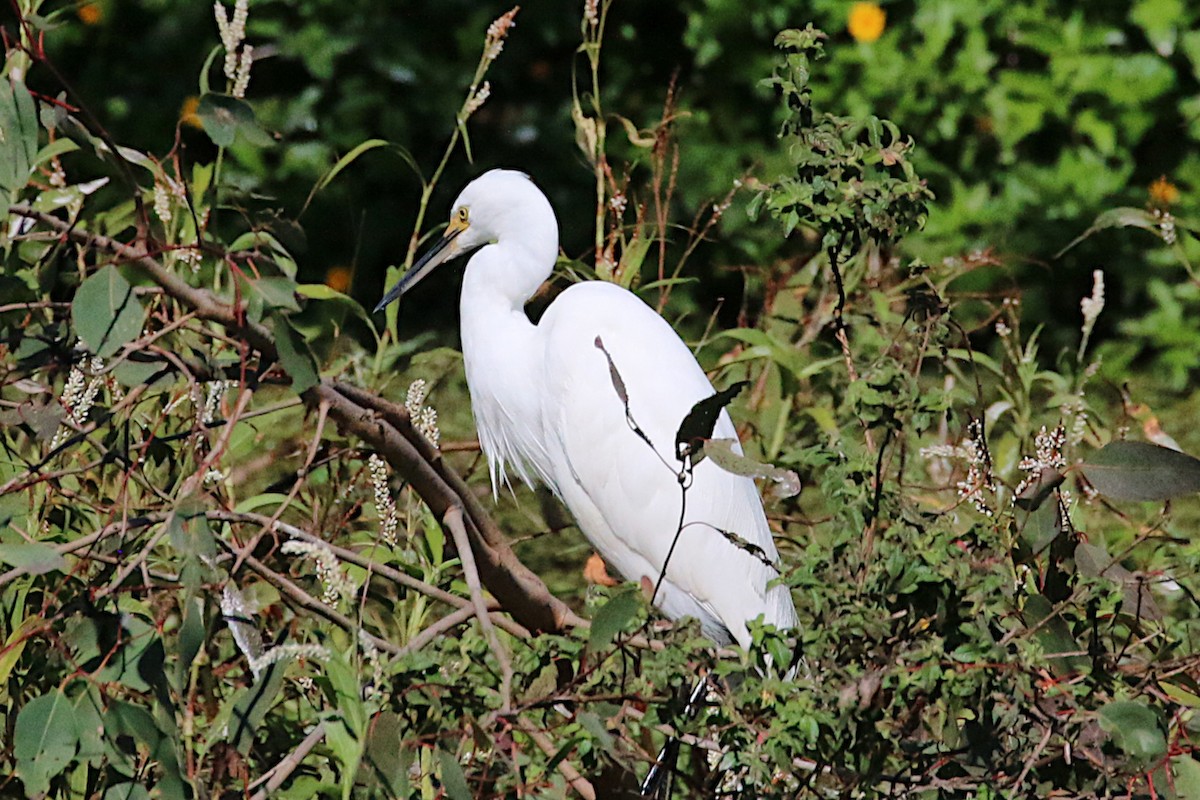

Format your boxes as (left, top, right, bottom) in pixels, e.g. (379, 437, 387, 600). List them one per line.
(536, 282, 797, 648)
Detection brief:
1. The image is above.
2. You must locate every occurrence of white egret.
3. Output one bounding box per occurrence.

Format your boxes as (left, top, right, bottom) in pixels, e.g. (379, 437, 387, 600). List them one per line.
(375, 168, 797, 650)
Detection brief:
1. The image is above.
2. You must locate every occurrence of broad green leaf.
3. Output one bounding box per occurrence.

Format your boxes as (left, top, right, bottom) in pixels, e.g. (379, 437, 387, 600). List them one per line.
(588, 587, 642, 651)
(326, 718, 365, 799)
(1098, 700, 1166, 762)
(1023, 594, 1084, 675)
(239, 275, 300, 323)
(1080, 440, 1200, 501)
(1017, 498, 1062, 559)
(270, 314, 320, 395)
(1172, 755, 1200, 800)
(196, 92, 273, 148)
(1074, 542, 1162, 621)
(297, 283, 376, 332)
(14, 690, 79, 796)
(0, 541, 66, 575)
(436, 748, 472, 800)
(72, 264, 146, 358)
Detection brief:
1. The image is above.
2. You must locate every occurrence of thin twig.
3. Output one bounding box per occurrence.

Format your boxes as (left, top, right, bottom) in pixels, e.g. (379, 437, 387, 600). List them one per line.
(445, 505, 514, 711)
(248, 721, 328, 800)
(515, 716, 597, 800)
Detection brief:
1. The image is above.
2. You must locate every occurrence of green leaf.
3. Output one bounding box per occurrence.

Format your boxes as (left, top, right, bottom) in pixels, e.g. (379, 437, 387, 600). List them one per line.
(102, 783, 150, 800)
(228, 662, 285, 754)
(270, 313, 320, 395)
(240, 275, 300, 323)
(1080, 441, 1200, 501)
(304, 138, 389, 211)
(0, 541, 67, 575)
(1023, 594, 1084, 675)
(72, 264, 146, 358)
(1016, 498, 1062, 559)
(588, 587, 642, 651)
(703, 438, 802, 498)
(363, 711, 409, 797)
(196, 93, 272, 148)
(436, 748, 471, 800)
(0, 618, 39, 684)
(1056, 207, 1162, 258)
(0, 77, 39, 199)
(1098, 700, 1166, 762)
(14, 690, 80, 796)
(297, 283, 376, 333)
(1074, 541, 1162, 621)
(1172, 755, 1200, 800)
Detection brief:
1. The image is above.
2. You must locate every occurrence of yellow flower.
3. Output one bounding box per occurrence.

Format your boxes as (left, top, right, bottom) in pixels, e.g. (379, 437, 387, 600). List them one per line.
(1149, 175, 1180, 207)
(324, 265, 353, 293)
(77, 3, 103, 25)
(180, 96, 203, 130)
(848, 2, 886, 43)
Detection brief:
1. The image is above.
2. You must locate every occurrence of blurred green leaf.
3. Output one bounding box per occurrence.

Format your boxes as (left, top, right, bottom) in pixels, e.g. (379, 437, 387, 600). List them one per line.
(1080, 440, 1200, 501)
(0, 542, 66, 575)
(588, 587, 642, 651)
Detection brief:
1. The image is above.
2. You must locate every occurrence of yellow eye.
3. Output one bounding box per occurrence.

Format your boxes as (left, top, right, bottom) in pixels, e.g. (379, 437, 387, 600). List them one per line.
(456, 207, 469, 223)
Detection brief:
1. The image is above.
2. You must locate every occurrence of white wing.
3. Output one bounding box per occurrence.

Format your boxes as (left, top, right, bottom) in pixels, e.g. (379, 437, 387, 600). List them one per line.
(537, 282, 797, 648)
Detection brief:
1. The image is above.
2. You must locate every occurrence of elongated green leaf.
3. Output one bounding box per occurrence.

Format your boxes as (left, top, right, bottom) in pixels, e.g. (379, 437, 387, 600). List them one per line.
(1080, 440, 1200, 501)
(704, 438, 801, 497)
(436, 748, 472, 800)
(270, 314, 319, 395)
(588, 587, 642, 651)
(304, 138, 389, 211)
(1057, 207, 1160, 258)
(0, 77, 39, 198)
(14, 690, 79, 796)
(73, 265, 145, 358)
(0, 541, 66, 574)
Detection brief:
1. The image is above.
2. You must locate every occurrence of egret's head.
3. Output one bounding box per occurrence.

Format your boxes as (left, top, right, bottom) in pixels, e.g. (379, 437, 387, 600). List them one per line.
(374, 169, 555, 313)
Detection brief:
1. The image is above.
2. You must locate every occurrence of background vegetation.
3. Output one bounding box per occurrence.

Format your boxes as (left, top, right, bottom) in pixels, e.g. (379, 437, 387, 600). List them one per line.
(2, 0, 1200, 797)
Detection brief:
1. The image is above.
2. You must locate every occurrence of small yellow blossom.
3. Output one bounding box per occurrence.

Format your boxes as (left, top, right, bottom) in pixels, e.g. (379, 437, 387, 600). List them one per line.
(180, 96, 203, 129)
(848, 2, 886, 43)
(77, 3, 103, 25)
(1149, 175, 1180, 208)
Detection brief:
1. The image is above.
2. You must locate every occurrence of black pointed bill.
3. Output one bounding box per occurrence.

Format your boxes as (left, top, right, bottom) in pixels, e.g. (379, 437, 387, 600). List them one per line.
(374, 221, 467, 313)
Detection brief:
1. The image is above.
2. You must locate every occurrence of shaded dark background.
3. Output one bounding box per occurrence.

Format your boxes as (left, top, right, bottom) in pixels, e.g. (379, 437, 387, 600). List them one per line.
(27, 0, 1200, 375)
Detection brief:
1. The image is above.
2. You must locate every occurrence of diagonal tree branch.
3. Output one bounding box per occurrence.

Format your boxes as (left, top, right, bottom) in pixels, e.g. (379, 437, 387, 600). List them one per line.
(10, 202, 578, 635)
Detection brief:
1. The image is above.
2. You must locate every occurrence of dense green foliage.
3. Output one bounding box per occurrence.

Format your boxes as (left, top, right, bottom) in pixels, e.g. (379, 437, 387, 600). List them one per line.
(2, 1, 1200, 798)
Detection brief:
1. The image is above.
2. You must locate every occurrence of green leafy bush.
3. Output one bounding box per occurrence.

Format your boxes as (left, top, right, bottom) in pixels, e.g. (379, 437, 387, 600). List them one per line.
(1, 2, 1199, 799)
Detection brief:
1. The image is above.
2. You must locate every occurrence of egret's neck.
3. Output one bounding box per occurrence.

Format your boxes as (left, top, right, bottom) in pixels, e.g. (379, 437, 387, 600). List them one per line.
(458, 241, 556, 492)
